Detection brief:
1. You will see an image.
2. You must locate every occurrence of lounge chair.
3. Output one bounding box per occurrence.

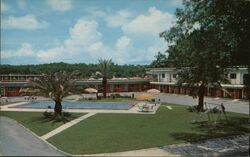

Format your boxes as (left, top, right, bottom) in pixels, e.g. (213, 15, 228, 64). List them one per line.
(138, 103, 153, 112)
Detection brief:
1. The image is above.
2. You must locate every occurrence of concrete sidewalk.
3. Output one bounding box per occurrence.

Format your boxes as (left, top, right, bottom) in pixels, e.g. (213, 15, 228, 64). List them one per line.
(41, 112, 96, 140)
(82, 147, 180, 156)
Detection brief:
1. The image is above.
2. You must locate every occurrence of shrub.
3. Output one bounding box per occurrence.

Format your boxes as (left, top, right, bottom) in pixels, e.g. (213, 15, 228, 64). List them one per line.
(122, 95, 132, 98)
(187, 105, 198, 112)
(115, 93, 121, 97)
(53, 113, 70, 123)
(43, 111, 53, 118)
(110, 93, 131, 99)
(62, 111, 71, 117)
(211, 107, 220, 113)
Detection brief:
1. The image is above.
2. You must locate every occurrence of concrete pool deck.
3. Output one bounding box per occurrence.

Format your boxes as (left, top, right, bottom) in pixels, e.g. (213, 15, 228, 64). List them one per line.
(0, 101, 161, 115)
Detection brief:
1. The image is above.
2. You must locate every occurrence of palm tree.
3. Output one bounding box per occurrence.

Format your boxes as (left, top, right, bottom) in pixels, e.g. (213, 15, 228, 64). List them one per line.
(96, 59, 113, 98)
(30, 71, 78, 116)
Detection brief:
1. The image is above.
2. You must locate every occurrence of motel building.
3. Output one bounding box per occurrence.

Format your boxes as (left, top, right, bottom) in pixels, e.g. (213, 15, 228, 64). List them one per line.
(0, 67, 248, 100)
(146, 67, 249, 99)
(0, 74, 150, 97)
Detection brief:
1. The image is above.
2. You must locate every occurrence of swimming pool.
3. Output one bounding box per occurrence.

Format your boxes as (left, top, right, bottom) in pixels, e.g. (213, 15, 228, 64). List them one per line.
(13, 101, 132, 110)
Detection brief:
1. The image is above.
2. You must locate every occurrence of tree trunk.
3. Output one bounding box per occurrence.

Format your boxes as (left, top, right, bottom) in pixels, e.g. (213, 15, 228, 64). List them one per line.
(248, 64, 250, 107)
(197, 83, 205, 112)
(102, 76, 107, 98)
(246, 63, 250, 106)
(54, 100, 62, 116)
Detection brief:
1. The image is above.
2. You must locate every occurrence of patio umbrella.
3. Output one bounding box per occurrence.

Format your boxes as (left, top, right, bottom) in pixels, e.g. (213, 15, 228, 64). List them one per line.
(84, 87, 98, 93)
(19, 88, 38, 96)
(146, 89, 160, 94)
(19, 88, 37, 93)
(136, 93, 154, 100)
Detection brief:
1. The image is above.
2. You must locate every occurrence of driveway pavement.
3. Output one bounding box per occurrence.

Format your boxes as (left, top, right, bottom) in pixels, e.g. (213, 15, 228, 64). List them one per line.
(162, 135, 249, 157)
(155, 93, 249, 114)
(0, 116, 65, 156)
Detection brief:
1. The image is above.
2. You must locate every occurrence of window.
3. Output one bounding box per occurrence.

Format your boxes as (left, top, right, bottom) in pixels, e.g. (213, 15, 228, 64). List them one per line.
(230, 73, 236, 79)
(162, 74, 165, 78)
(173, 74, 177, 78)
(7, 87, 16, 91)
(243, 74, 249, 85)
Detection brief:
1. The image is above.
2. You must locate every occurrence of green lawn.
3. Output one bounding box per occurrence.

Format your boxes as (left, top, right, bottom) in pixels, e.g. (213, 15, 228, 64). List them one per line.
(0, 111, 85, 136)
(48, 103, 249, 155)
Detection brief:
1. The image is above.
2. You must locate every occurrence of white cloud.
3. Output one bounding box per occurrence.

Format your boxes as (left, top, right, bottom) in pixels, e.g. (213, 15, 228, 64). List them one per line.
(168, 0, 183, 7)
(37, 46, 65, 62)
(85, 7, 174, 64)
(105, 10, 133, 27)
(2, 7, 174, 65)
(47, 0, 72, 12)
(116, 36, 131, 49)
(2, 18, 129, 64)
(67, 19, 101, 45)
(88, 42, 104, 52)
(122, 7, 175, 36)
(1, 1, 11, 12)
(2, 14, 47, 30)
(35, 19, 109, 63)
(145, 41, 168, 61)
(117, 7, 175, 64)
(2, 43, 35, 58)
(88, 8, 133, 28)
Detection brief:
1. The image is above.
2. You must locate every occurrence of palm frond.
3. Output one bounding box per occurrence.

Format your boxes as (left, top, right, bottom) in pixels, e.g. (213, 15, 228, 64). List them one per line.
(30, 71, 78, 100)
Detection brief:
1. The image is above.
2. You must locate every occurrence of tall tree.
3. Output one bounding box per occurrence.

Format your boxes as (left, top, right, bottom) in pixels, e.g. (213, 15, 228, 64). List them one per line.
(0, 63, 146, 78)
(160, 0, 250, 111)
(30, 71, 78, 116)
(150, 52, 171, 68)
(96, 59, 113, 98)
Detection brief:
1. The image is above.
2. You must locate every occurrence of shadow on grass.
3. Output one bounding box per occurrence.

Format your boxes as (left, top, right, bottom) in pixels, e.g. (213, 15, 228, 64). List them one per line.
(28, 113, 79, 126)
(170, 115, 249, 143)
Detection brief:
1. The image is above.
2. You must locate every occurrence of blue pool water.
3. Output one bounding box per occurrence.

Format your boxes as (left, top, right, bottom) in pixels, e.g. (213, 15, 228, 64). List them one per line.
(16, 101, 132, 110)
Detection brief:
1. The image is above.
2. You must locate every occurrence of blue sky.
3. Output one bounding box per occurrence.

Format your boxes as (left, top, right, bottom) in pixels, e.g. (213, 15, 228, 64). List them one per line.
(1, 0, 183, 65)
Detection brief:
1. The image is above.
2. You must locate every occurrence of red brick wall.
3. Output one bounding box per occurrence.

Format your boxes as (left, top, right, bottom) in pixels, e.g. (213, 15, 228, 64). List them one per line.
(180, 87, 186, 94)
(129, 84, 139, 92)
(162, 85, 169, 93)
(234, 89, 242, 99)
(216, 89, 224, 97)
(113, 85, 125, 92)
